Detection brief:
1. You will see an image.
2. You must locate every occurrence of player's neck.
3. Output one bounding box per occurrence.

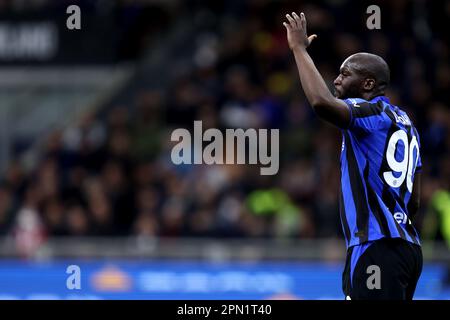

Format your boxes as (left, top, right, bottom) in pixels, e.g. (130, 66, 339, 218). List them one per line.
(362, 91, 385, 101)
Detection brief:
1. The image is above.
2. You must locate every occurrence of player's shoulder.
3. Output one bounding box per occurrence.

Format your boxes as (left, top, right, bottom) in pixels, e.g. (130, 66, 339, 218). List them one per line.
(343, 97, 386, 119)
(385, 105, 417, 129)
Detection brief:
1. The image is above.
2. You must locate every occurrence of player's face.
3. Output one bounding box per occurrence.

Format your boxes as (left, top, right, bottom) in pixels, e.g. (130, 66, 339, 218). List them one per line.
(333, 61, 364, 99)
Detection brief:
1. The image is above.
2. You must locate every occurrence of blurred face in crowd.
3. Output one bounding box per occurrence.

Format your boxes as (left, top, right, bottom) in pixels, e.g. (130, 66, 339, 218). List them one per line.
(66, 206, 89, 236)
(0, 187, 12, 221)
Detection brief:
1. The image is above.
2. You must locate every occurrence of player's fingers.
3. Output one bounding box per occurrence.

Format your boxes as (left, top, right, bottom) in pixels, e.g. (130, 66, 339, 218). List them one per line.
(292, 12, 301, 28)
(285, 14, 296, 28)
(300, 12, 307, 30)
(308, 34, 318, 44)
(283, 22, 291, 31)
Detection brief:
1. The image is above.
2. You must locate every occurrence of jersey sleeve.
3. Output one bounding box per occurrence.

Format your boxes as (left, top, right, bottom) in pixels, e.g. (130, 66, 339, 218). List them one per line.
(343, 98, 387, 133)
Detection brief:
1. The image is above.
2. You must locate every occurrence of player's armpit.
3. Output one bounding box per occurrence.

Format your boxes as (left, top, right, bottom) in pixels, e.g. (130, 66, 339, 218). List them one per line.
(311, 97, 351, 129)
(408, 172, 421, 218)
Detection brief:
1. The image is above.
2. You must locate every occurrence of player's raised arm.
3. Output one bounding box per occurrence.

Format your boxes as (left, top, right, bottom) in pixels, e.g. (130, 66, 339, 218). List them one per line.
(283, 12, 350, 128)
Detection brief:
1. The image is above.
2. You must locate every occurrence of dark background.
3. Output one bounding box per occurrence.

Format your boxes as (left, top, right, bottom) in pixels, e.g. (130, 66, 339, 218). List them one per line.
(0, 0, 448, 267)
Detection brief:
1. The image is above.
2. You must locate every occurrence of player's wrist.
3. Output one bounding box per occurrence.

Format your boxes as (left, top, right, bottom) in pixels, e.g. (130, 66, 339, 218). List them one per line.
(291, 45, 309, 55)
(290, 44, 308, 52)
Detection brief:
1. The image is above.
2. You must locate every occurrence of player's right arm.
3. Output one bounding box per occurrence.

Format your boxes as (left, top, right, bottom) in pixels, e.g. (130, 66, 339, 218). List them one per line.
(283, 12, 350, 128)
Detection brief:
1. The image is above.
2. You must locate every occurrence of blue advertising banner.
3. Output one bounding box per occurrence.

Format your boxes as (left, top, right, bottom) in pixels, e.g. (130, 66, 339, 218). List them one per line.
(0, 260, 448, 300)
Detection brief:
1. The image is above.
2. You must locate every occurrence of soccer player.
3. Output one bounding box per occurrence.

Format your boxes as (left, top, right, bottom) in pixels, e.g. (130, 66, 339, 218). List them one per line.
(283, 12, 423, 299)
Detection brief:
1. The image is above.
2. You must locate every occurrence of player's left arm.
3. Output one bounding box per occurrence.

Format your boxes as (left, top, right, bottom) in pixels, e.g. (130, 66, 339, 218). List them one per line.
(283, 12, 350, 128)
(408, 172, 421, 219)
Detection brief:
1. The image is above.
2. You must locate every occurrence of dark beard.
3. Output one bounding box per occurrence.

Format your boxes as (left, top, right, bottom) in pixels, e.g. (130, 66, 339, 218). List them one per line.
(338, 85, 362, 100)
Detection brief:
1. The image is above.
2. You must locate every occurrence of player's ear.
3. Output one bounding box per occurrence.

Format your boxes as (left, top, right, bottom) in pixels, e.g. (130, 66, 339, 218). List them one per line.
(363, 78, 376, 91)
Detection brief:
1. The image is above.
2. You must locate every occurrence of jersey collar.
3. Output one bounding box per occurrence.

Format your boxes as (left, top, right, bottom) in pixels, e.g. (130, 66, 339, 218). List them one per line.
(370, 95, 390, 104)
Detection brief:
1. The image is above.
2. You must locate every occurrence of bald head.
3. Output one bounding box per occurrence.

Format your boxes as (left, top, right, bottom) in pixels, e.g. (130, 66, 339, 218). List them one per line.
(344, 52, 390, 90)
(334, 52, 391, 99)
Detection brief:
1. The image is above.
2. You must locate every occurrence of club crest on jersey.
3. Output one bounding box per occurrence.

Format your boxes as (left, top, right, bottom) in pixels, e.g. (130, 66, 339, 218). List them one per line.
(349, 99, 360, 107)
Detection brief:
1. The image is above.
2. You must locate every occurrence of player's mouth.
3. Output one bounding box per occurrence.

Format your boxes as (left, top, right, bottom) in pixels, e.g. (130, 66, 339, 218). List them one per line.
(334, 86, 341, 97)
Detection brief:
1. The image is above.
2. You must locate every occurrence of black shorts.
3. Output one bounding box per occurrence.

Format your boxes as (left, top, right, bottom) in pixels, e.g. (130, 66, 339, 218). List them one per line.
(342, 237, 423, 300)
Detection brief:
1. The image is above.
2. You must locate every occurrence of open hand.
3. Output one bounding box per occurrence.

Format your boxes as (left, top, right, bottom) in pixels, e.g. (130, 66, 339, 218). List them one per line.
(283, 12, 317, 50)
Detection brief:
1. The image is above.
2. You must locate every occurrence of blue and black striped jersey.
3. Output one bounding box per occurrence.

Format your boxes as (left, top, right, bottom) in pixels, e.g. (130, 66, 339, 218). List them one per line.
(339, 96, 422, 248)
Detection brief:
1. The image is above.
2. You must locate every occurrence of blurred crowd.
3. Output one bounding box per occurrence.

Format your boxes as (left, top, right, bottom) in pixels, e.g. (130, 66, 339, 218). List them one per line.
(0, 0, 448, 255)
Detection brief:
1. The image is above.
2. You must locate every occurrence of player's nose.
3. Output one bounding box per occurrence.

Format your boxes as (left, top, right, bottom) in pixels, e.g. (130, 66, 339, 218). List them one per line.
(334, 76, 342, 86)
